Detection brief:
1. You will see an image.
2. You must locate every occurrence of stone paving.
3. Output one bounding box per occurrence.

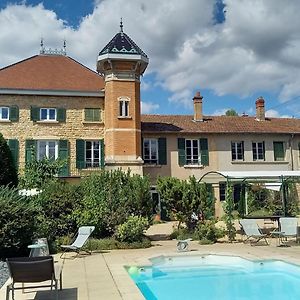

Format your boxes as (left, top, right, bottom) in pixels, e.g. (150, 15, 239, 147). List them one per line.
(1, 222, 300, 300)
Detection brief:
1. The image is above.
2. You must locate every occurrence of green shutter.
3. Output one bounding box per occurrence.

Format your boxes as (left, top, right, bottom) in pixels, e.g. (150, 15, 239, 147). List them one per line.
(57, 108, 66, 122)
(30, 106, 40, 122)
(8, 139, 19, 169)
(85, 108, 100, 122)
(100, 139, 105, 169)
(25, 140, 37, 163)
(158, 137, 167, 165)
(76, 139, 85, 169)
(274, 141, 284, 161)
(94, 109, 100, 121)
(141, 137, 144, 161)
(177, 138, 186, 166)
(200, 138, 209, 166)
(58, 140, 69, 176)
(9, 106, 19, 122)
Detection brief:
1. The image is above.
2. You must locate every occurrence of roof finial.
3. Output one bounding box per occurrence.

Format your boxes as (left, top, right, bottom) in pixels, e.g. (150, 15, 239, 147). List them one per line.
(40, 37, 45, 54)
(63, 39, 67, 55)
(120, 17, 123, 32)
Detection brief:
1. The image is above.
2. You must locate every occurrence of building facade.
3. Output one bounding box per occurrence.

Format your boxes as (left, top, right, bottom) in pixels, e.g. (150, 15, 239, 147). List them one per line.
(1, 25, 300, 215)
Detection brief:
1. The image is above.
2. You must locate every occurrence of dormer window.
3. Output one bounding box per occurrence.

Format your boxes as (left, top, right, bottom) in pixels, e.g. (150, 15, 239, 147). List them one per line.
(40, 108, 56, 121)
(118, 97, 130, 117)
(0, 107, 9, 120)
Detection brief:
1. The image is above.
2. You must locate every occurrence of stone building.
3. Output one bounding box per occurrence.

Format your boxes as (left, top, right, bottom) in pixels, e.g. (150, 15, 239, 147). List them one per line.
(1, 23, 300, 215)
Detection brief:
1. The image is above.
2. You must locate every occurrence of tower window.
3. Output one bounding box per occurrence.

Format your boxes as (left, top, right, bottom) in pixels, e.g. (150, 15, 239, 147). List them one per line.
(119, 99, 129, 117)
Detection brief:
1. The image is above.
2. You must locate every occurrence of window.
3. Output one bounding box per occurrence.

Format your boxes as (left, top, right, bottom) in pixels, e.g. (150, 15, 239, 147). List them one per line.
(219, 183, 226, 201)
(37, 141, 58, 160)
(252, 141, 265, 161)
(85, 141, 100, 168)
(0, 107, 9, 120)
(40, 108, 56, 121)
(186, 139, 200, 164)
(231, 141, 244, 161)
(119, 99, 129, 117)
(84, 108, 101, 122)
(273, 141, 285, 161)
(143, 139, 158, 164)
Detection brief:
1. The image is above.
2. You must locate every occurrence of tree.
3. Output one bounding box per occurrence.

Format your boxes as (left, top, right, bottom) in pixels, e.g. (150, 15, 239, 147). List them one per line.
(0, 133, 18, 186)
(225, 109, 238, 116)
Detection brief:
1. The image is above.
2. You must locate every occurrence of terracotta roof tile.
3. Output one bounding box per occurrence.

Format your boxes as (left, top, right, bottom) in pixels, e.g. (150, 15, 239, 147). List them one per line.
(141, 114, 300, 134)
(0, 55, 104, 92)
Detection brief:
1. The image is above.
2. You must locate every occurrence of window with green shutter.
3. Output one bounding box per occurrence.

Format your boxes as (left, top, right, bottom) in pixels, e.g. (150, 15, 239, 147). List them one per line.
(158, 138, 167, 165)
(76, 139, 85, 169)
(25, 140, 37, 163)
(58, 140, 69, 176)
(57, 108, 66, 122)
(177, 138, 186, 166)
(30, 106, 40, 122)
(84, 108, 101, 122)
(9, 106, 19, 122)
(200, 138, 209, 166)
(273, 141, 285, 161)
(8, 139, 19, 169)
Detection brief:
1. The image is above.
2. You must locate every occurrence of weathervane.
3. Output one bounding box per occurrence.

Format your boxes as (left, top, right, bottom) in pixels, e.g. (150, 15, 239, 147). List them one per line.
(120, 17, 123, 32)
(39, 39, 67, 56)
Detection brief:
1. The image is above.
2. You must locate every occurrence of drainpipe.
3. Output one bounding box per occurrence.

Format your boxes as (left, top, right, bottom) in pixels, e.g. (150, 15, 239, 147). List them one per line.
(289, 133, 294, 171)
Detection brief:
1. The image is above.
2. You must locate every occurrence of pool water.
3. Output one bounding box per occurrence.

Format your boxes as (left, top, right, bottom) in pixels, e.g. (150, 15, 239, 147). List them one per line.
(127, 255, 300, 300)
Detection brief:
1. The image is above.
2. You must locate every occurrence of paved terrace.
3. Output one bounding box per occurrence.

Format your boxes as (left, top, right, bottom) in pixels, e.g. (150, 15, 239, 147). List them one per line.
(1, 222, 300, 300)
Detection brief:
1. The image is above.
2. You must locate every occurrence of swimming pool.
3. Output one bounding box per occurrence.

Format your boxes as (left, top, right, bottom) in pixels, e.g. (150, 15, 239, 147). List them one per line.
(127, 255, 300, 300)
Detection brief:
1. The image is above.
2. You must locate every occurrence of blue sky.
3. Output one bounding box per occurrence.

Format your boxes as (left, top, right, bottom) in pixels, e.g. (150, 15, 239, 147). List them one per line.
(0, 0, 299, 118)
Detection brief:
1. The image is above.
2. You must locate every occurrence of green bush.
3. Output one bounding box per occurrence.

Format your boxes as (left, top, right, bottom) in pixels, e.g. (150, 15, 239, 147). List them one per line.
(73, 170, 152, 237)
(115, 216, 149, 243)
(0, 133, 18, 187)
(170, 227, 194, 240)
(33, 181, 82, 251)
(0, 186, 36, 258)
(88, 237, 151, 250)
(194, 220, 225, 244)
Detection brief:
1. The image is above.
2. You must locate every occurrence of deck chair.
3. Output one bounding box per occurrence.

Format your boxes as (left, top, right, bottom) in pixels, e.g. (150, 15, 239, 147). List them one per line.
(6, 256, 62, 300)
(60, 226, 95, 258)
(239, 219, 269, 245)
(272, 217, 298, 246)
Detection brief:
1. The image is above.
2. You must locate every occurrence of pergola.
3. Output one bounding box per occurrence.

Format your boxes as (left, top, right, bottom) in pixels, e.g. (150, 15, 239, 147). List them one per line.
(198, 171, 300, 216)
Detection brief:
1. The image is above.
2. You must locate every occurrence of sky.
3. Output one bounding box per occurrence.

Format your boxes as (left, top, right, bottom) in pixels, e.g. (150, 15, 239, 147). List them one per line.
(0, 0, 299, 118)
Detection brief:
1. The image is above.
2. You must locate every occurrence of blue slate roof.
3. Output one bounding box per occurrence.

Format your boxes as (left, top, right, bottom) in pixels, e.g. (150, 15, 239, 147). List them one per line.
(99, 27, 148, 58)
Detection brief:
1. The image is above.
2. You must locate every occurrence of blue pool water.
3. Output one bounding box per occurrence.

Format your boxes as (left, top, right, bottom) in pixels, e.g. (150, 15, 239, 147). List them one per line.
(127, 255, 300, 300)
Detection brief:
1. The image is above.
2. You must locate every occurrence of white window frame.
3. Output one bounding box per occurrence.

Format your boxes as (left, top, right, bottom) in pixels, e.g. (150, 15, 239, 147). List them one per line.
(0, 106, 9, 120)
(252, 141, 265, 161)
(40, 108, 57, 121)
(143, 138, 158, 164)
(118, 97, 130, 117)
(85, 140, 101, 168)
(185, 139, 200, 165)
(37, 140, 58, 160)
(231, 141, 244, 161)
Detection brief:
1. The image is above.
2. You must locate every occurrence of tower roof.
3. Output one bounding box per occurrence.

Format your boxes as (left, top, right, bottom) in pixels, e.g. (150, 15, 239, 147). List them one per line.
(99, 23, 148, 59)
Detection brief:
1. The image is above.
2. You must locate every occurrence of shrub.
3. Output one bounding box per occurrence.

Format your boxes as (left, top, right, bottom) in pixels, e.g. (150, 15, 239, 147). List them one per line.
(0, 133, 18, 187)
(33, 181, 82, 251)
(20, 157, 64, 189)
(88, 237, 151, 250)
(0, 186, 36, 258)
(194, 220, 225, 244)
(115, 216, 149, 243)
(73, 170, 152, 237)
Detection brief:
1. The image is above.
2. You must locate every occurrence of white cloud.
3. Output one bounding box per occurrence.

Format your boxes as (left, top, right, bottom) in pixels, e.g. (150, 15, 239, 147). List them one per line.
(1, 0, 300, 109)
(141, 101, 159, 114)
(212, 108, 229, 116)
(265, 109, 291, 118)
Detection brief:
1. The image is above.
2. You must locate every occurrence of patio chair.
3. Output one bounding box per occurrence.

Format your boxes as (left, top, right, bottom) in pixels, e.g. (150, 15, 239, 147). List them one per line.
(272, 217, 298, 246)
(60, 226, 95, 258)
(6, 256, 62, 300)
(239, 219, 269, 245)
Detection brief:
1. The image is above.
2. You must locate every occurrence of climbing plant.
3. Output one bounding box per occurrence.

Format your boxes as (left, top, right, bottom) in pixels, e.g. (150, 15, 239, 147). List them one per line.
(223, 182, 236, 242)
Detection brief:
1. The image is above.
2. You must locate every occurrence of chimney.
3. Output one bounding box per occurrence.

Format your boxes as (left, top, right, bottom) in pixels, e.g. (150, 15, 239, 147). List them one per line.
(255, 96, 265, 121)
(193, 91, 203, 121)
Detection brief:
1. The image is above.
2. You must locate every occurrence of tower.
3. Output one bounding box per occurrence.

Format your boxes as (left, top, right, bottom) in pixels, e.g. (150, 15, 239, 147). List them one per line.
(97, 21, 148, 174)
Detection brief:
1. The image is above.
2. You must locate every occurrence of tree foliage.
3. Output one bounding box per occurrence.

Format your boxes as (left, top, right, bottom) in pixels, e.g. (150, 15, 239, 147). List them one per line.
(156, 176, 215, 230)
(0, 133, 18, 187)
(225, 109, 238, 116)
(73, 170, 152, 237)
(223, 183, 236, 241)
